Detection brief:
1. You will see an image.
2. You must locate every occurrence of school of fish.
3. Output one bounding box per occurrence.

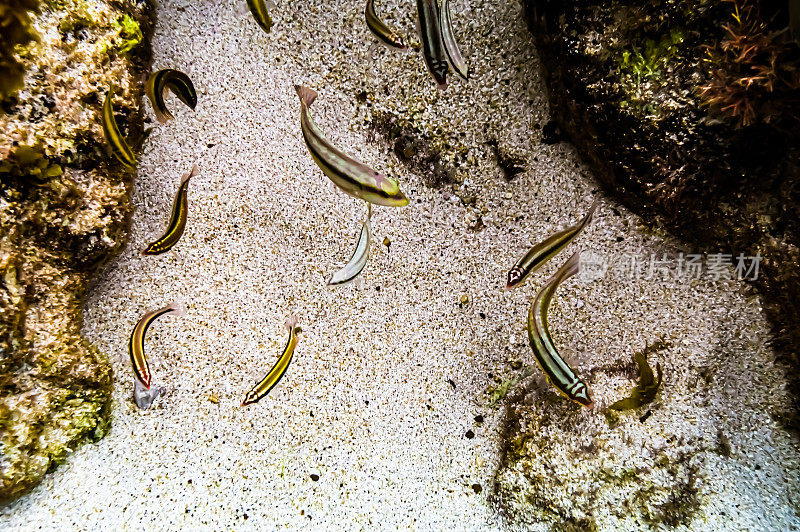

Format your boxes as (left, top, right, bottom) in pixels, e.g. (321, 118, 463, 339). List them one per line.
(101, 1, 623, 411)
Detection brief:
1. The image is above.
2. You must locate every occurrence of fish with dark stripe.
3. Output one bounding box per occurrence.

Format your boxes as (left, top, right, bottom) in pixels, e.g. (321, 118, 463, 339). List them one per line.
(146, 69, 197, 123)
(129, 301, 183, 409)
(295, 85, 409, 207)
(242, 315, 302, 405)
(506, 201, 598, 290)
(102, 88, 137, 169)
(527, 252, 593, 408)
(246, 0, 274, 33)
(143, 165, 199, 255)
(365, 0, 407, 49)
(417, 0, 448, 90)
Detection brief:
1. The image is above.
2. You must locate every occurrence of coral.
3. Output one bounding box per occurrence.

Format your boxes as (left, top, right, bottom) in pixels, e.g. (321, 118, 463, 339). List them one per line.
(0, 0, 153, 502)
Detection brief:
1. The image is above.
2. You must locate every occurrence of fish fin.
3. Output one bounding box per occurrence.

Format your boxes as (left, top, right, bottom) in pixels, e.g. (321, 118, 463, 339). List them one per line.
(545, 250, 581, 285)
(134, 379, 163, 410)
(294, 85, 318, 107)
(153, 108, 172, 123)
(285, 314, 299, 331)
(181, 164, 200, 184)
(581, 199, 600, 225)
(168, 299, 186, 317)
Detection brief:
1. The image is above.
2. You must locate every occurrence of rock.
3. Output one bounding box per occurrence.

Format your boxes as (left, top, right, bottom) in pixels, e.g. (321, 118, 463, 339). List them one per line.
(522, 0, 800, 415)
(0, 0, 153, 501)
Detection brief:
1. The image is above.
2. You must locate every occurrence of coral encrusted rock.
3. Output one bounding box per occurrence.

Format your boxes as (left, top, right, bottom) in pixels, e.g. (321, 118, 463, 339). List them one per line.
(0, 0, 153, 502)
(522, 0, 800, 408)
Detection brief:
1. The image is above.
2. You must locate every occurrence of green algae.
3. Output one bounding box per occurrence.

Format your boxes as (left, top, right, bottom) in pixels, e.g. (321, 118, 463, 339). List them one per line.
(111, 14, 142, 54)
(493, 333, 709, 528)
(618, 29, 684, 86)
(618, 29, 684, 116)
(608, 341, 669, 411)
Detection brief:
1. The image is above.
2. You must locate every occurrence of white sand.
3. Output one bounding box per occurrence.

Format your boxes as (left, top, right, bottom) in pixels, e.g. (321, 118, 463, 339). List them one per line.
(2, 0, 799, 530)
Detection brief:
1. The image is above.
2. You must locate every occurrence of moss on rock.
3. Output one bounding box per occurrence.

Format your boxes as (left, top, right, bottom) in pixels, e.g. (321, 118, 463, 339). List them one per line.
(0, 0, 153, 502)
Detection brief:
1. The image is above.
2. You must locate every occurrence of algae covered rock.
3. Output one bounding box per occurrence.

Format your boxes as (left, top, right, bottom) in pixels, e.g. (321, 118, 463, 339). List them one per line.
(0, 0, 40, 96)
(522, 0, 800, 407)
(0, 0, 153, 501)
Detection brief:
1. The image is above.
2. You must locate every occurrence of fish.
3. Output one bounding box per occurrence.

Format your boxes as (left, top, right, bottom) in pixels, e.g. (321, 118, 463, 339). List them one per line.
(295, 85, 409, 207)
(439, 0, 469, 80)
(143, 165, 199, 255)
(417, 0, 449, 90)
(242, 315, 302, 405)
(102, 88, 137, 169)
(145, 69, 198, 123)
(328, 203, 373, 286)
(365, 0, 407, 49)
(246, 0, 274, 33)
(134, 380, 164, 410)
(129, 300, 185, 390)
(527, 251, 593, 408)
(506, 200, 598, 290)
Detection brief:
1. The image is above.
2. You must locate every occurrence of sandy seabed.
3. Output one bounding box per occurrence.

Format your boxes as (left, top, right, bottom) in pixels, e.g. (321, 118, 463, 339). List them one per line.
(2, 0, 799, 530)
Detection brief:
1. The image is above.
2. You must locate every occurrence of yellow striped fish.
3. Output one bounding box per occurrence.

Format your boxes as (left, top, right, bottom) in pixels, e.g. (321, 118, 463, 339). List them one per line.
(102, 88, 137, 169)
(246, 0, 274, 33)
(506, 201, 598, 290)
(242, 315, 302, 405)
(527, 252, 593, 408)
(129, 301, 185, 389)
(143, 165, 199, 255)
(146, 69, 197, 123)
(295, 85, 409, 207)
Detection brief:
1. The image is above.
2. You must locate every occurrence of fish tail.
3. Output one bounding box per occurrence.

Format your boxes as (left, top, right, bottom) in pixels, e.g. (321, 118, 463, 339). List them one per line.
(294, 85, 318, 107)
(582, 199, 600, 225)
(153, 108, 173, 124)
(285, 314, 299, 331)
(167, 299, 187, 317)
(181, 164, 200, 184)
(546, 251, 581, 285)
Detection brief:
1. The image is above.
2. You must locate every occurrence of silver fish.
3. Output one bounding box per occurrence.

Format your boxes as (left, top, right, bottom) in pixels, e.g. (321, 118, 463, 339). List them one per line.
(328, 203, 373, 286)
(439, 0, 469, 80)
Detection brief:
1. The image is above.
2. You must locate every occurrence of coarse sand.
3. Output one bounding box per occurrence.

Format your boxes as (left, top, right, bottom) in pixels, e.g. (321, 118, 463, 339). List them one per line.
(2, 0, 799, 530)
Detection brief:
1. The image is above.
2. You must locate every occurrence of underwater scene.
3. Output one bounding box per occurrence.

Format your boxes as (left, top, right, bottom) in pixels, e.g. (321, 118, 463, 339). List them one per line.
(1, 0, 800, 529)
